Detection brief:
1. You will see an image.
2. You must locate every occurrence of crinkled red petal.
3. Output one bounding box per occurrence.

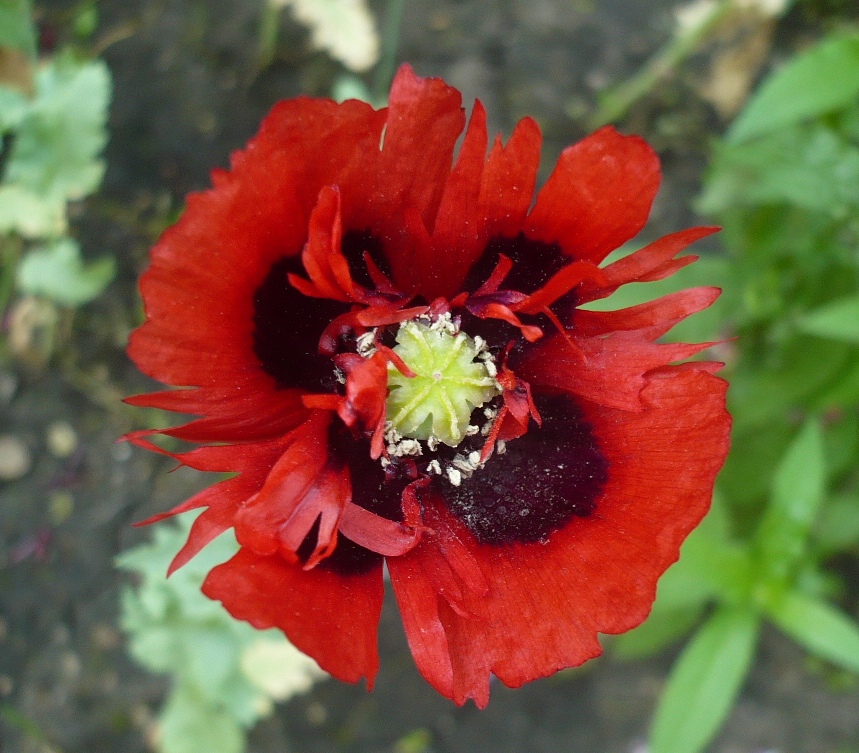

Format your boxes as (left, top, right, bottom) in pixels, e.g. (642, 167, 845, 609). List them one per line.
(516, 327, 718, 411)
(388, 368, 730, 706)
(525, 126, 660, 264)
(203, 547, 383, 686)
(479, 117, 542, 238)
(574, 287, 721, 339)
(130, 436, 295, 573)
(233, 412, 339, 560)
(423, 101, 490, 299)
(578, 226, 719, 303)
(290, 185, 364, 302)
(129, 98, 386, 441)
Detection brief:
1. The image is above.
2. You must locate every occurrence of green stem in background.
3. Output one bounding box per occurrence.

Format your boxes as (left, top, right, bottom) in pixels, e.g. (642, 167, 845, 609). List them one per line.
(372, 0, 406, 102)
(587, 0, 735, 129)
(0, 237, 23, 320)
(255, 1, 281, 75)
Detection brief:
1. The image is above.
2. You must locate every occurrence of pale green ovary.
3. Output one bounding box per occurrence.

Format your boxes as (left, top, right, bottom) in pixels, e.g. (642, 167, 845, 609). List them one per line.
(386, 320, 500, 447)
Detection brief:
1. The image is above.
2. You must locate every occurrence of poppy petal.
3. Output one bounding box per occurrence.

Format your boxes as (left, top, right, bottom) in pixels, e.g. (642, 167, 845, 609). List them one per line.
(578, 226, 719, 303)
(388, 368, 729, 706)
(203, 547, 383, 685)
(516, 327, 717, 412)
(426, 100, 489, 299)
(128, 98, 386, 441)
(525, 126, 660, 264)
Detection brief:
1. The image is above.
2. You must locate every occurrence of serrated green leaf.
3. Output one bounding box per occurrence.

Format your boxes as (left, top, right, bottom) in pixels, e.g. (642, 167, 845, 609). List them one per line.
(650, 607, 760, 753)
(181, 626, 241, 699)
(17, 237, 115, 305)
(728, 34, 859, 144)
(127, 625, 182, 673)
(160, 685, 245, 753)
(755, 417, 825, 583)
(0, 184, 65, 237)
(5, 55, 110, 203)
(767, 591, 859, 673)
(799, 296, 859, 343)
(0, 85, 29, 130)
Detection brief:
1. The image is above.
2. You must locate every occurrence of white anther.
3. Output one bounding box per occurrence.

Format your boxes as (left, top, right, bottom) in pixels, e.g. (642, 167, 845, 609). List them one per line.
(484, 360, 498, 378)
(356, 330, 377, 357)
(447, 467, 462, 486)
(496, 440, 507, 455)
(468, 451, 482, 467)
(427, 435, 440, 451)
(465, 424, 480, 436)
(427, 459, 442, 475)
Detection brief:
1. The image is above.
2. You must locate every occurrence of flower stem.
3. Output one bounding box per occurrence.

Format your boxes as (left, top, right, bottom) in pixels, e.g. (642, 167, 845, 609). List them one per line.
(372, 0, 407, 102)
(587, 0, 735, 129)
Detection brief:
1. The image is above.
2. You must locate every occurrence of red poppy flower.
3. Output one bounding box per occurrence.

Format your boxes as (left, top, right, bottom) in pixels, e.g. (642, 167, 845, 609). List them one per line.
(127, 64, 731, 706)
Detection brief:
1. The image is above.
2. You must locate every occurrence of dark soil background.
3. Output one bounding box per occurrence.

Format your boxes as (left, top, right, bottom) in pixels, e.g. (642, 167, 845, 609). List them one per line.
(2, 1, 859, 752)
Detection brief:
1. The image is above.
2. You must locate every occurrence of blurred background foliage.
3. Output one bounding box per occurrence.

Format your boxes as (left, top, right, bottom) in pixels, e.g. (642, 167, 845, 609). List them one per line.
(1, 0, 859, 752)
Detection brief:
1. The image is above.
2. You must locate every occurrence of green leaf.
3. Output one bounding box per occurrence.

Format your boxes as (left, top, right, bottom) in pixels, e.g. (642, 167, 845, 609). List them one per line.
(17, 237, 115, 305)
(160, 685, 245, 753)
(702, 125, 859, 216)
(0, 185, 65, 238)
(181, 626, 241, 699)
(650, 607, 760, 753)
(612, 605, 705, 660)
(815, 492, 859, 554)
(5, 55, 111, 203)
(799, 296, 859, 342)
(0, 85, 29, 130)
(767, 590, 859, 673)
(0, 0, 36, 57)
(754, 417, 826, 583)
(728, 34, 859, 144)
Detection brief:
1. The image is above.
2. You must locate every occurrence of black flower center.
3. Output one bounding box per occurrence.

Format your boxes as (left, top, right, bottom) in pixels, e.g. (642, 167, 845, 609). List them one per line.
(437, 392, 608, 546)
(252, 257, 350, 392)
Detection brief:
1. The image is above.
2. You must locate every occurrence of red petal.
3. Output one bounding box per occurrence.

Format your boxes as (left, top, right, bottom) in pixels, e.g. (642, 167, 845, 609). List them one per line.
(338, 501, 422, 557)
(370, 65, 464, 235)
(388, 369, 729, 706)
(131, 436, 295, 572)
(479, 117, 542, 238)
(574, 287, 721, 338)
(334, 351, 388, 440)
(425, 101, 489, 299)
(578, 226, 719, 303)
(233, 412, 344, 563)
(514, 260, 606, 315)
(129, 97, 386, 441)
(203, 548, 383, 685)
(516, 328, 718, 411)
(291, 186, 366, 302)
(525, 126, 660, 264)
